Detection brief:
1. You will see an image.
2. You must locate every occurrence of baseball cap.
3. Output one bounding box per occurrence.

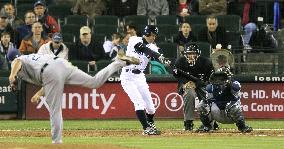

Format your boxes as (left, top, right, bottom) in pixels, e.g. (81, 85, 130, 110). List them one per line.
(34, 0, 46, 7)
(7, 48, 21, 62)
(0, 10, 8, 18)
(80, 26, 91, 35)
(52, 33, 63, 42)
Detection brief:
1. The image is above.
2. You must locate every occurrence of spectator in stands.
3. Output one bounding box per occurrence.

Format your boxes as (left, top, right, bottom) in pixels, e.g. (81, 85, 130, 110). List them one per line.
(72, 26, 105, 66)
(0, 11, 16, 45)
(72, 0, 106, 22)
(178, 0, 199, 16)
(109, 0, 138, 18)
(34, 0, 60, 37)
(0, 31, 15, 70)
(199, 0, 227, 15)
(137, 0, 169, 22)
(124, 24, 138, 36)
(16, 11, 36, 48)
(119, 32, 132, 51)
(37, 32, 69, 59)
(103, 32, 122, 59)
(19, 21, 50, 54)
(198, 15, 228, 50)
(174, 22, 197, 56)
(3, 3, 24, 29)
(240, 0, 257, 50)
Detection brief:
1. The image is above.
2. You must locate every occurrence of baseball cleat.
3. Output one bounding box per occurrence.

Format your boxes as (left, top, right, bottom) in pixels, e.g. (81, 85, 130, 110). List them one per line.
(148, 122, 157, 130)
(238, 125, 253, 133)
(117, 49, 140, 65)
(195, 125, 212, 133)
(142, 127, 161, 135)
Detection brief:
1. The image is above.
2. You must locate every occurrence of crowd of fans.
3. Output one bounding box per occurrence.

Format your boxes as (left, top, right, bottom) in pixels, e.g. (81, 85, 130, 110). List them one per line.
(0, 0, 283, 74)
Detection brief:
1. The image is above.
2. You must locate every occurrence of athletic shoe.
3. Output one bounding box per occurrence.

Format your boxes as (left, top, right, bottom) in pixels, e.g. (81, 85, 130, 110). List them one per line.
(238, 125, 253, 133)
(213, 121, 220, 131)
(148, 122, 157, 130)
(142, 127, 161, 135)
(195, 125, 212, 133)
(117, 49, 140, 65)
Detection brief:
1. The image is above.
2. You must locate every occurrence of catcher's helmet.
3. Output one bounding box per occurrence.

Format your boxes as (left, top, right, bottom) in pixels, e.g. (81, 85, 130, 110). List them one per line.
(144, 25, 158, 36)
(7, 48, 21, 61)
(183, 43, 201, 66)
(210, 66, 232, 85)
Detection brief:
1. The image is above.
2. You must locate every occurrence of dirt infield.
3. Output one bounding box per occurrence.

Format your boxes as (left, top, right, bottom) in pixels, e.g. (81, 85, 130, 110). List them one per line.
(1, 129, 283, 149)
(0, 143, 136, 149)
(1, 129, 284, 138)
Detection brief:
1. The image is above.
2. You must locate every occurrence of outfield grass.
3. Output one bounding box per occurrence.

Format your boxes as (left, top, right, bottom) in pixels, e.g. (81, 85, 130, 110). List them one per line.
(0, 119, 283, 149)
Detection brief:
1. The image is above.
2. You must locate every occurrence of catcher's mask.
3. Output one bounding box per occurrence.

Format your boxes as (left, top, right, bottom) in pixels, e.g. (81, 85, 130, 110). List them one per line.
(183, 44, 201, 66)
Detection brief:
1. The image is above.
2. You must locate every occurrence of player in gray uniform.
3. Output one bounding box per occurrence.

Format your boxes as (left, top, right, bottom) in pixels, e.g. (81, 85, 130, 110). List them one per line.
(7, 48, 139, 144)
(196, 67, 253, 133)
(120, 25, 165, 135)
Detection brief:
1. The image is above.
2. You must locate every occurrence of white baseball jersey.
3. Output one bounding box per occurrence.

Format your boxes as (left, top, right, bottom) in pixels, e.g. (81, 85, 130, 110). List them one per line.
(120, 36, 159, 113)
(123, 36, 160, 71)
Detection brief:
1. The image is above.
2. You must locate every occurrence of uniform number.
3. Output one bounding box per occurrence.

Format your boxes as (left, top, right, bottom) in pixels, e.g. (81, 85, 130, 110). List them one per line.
(31, 55, 41, 61)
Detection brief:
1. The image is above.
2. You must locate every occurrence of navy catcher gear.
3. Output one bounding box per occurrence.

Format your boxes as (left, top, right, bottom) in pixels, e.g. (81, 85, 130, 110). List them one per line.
(144, 25, 158, 36)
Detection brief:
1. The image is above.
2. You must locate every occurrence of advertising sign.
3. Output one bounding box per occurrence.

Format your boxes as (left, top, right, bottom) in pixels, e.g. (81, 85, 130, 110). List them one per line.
(0, 78, 18, 113)
(25, 83, 284, 119)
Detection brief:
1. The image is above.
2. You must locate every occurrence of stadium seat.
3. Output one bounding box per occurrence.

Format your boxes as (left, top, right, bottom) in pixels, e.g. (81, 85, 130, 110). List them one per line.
(156, 24, 179, 39)
(226, 31, 241, 49)
(155, 15, 178, 25)
(70, 60, 89, 72)
(123, 15, 149, 27)
(61, 24, 82, 38)
(93, 34, 106, 44)
(16, 4, 33, 19)
(62, 33, 76, 43)
(65, 15, 89, 26)
(94, 15, 119, 27)
(48, 4, 72, 20)
(217, 15, 241, 32)
(93, 25, 118, 38)
(194, 42, 212, 58)
(183, 15, 207, 25)
(191, 24, 206, 39)
(157, 42, 178, 60)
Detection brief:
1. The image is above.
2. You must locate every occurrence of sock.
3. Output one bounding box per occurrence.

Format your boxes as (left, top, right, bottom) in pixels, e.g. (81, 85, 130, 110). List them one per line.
(146, 113, 154, 123)
(136, 110, 149, 130)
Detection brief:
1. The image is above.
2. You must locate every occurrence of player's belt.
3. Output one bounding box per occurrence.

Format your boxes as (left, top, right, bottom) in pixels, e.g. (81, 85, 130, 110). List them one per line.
(125, 69, 141, 74)
(40, 57, 59, 74)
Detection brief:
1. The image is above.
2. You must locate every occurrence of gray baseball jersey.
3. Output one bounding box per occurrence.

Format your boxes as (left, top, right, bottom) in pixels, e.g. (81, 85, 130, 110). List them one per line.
(14, 53, 125, 143)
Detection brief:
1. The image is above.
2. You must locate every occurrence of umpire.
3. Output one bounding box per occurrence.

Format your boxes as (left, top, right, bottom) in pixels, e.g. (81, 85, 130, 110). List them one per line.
(173, 43, 214, 131)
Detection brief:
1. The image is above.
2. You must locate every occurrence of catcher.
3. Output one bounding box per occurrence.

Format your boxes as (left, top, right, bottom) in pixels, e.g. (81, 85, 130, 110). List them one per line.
(196, 67, 253, 133)
(172, 44, 216, 131)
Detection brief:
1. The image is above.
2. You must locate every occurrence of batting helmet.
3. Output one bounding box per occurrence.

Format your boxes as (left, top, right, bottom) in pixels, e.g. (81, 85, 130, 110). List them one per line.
(7, 48, 21, 61)
(144, 25, 158, 36)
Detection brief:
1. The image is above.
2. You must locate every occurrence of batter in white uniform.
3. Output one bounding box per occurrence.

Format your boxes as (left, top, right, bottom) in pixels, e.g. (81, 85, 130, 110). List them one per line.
(120, 25, 162, 135)
(8, 48, 139, 143)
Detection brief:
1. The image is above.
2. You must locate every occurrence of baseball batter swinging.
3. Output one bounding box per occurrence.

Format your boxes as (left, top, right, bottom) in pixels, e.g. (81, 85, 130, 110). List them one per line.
(120, 25, 165, 135)
(8, 48, 139, 143)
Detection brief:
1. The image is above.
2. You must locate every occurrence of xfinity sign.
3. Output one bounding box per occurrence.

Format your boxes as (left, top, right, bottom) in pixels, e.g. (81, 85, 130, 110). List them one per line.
(36, 89, 116, 114)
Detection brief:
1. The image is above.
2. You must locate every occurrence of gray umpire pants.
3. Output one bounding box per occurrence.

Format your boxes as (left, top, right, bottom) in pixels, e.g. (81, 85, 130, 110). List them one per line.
(41, 59, 125, 143)
(183, 88, 196, 121)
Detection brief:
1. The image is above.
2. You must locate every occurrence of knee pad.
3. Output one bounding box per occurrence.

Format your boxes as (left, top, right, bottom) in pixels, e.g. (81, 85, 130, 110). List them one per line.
(197, 100, 210, 116)
(225, 101, 243, 122)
